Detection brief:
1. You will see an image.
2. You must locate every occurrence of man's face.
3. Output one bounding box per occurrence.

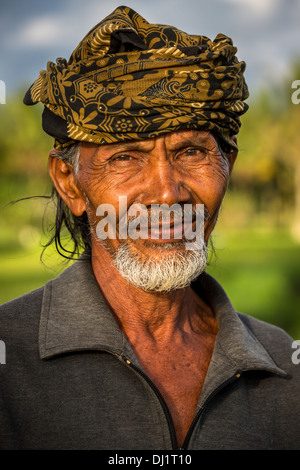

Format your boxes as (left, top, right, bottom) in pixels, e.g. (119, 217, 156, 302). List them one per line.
(56, 129, 236, 290)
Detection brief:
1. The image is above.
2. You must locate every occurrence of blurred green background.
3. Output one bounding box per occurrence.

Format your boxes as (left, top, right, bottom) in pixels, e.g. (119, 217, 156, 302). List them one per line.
(1, 63, 300, 338)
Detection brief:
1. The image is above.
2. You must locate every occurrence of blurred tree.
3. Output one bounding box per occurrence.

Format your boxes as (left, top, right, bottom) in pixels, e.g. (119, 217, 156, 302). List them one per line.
(0, 90, 51, 178)
(231, 61, 300, 235)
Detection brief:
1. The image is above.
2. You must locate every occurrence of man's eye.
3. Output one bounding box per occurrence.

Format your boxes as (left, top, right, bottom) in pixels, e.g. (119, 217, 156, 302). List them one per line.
(181, 147, 208, 158)
(111, 154, 133, 162)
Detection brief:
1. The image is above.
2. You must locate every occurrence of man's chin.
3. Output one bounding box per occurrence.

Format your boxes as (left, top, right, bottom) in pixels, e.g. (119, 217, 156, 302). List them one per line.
(112, 239, 208, 293)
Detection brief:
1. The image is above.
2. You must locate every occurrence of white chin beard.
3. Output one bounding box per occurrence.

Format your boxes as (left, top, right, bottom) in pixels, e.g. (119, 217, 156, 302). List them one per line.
(113, 241, 207, 292)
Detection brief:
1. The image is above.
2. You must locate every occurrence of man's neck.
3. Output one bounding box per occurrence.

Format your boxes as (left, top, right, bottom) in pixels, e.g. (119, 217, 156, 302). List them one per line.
(90, 244, 218, 345)
(90, 243, 218, 448)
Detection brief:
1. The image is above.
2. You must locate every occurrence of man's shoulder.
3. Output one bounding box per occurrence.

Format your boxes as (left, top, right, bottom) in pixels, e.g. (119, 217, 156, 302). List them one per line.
(0, 259, 83, 321)
(238, 312, 294, 343)
(0, 285, 45, 315)
(238, 312, 299, 373)
(0, 258, 89, 339)
(0, 286, 45, 340)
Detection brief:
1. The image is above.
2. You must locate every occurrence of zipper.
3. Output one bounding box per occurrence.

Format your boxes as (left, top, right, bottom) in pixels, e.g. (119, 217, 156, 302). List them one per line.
(122, 356, 179, 449)
(122, 355, 242, 450)
(181, 372, 242, 449)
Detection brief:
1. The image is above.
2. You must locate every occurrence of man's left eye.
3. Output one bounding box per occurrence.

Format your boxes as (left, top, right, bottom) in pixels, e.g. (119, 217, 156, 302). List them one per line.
(111, 154, 133, 162)
(183, 148, 208, 157)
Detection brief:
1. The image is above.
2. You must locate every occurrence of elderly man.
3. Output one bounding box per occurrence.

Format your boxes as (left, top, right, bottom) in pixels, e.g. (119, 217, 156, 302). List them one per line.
(1, 6, 300, 450)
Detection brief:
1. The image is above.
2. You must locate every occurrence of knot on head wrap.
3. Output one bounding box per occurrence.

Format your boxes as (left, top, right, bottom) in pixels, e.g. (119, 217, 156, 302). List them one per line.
(24, 5, 249, 151)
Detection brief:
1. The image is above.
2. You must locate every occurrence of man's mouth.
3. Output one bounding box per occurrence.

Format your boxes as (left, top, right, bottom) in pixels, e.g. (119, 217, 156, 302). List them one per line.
(127, 216, 198, 242)
(115, 203, 209, 245)
(149, 218, 196, 240)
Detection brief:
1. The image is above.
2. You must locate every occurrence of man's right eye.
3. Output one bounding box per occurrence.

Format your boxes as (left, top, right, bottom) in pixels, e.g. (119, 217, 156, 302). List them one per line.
(111, 154, 133, 162)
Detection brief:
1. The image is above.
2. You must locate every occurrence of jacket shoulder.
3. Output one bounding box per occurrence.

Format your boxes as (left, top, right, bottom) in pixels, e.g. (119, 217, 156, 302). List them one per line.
(238, 312, 294, 342)
(238, 312, 298, 372)
(0, 287, 45, 341)
(0, 286, 44, 314)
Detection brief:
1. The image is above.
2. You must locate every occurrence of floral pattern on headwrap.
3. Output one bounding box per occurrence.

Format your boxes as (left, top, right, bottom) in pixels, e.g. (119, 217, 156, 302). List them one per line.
(24, 5, 249, 151)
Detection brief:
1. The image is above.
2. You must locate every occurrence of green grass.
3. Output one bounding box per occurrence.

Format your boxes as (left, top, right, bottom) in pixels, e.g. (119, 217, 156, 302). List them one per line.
(0, 247, 67, 302)
(207, 228, 300, 338)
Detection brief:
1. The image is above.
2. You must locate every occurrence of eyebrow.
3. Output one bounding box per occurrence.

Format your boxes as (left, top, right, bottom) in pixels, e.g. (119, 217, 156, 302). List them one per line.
(170, 137, 214, 149)
(99, 141, 155, 156)
(112, 142, 152, 151)
(168, 134, 219, 152)
(115, 135, 215, 150)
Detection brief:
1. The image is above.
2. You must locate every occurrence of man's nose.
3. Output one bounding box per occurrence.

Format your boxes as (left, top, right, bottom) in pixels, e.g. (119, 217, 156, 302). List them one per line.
(142, 161, 191, 207)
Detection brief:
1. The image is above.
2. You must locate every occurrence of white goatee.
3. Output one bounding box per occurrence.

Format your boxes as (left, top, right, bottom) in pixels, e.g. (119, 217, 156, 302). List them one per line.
(113, 241, 207, 292)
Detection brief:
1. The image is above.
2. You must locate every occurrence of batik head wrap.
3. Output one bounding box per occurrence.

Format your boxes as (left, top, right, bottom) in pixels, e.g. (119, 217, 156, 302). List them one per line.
(24, 5, 249, 151)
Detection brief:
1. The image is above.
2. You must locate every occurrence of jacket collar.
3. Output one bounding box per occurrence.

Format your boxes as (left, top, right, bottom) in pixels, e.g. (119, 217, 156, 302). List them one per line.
(39, 254, 287, 383)
(193, 272, 288, 407)
(39, 255, 127, 360)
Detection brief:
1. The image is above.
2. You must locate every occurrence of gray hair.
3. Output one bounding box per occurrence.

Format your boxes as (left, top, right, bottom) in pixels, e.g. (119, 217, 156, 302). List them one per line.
(54, 143, 81, 176)
(46, 141, 91, 259)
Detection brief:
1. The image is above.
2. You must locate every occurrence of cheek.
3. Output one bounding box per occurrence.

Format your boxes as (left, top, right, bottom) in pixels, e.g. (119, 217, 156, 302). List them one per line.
(193, 160, 230, 209)
(77, 169, 133, 239)
(208, 165, 230, 200)
(78, 168, 117, 208)
(78, 163, 147, 221)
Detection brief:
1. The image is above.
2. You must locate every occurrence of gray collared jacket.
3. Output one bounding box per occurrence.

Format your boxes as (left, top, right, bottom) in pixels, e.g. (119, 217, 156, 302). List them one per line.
(0, 256, 299, 450)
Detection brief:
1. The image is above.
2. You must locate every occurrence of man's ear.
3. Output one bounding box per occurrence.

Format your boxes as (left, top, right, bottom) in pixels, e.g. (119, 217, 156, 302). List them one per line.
(48, 149, 86, 216)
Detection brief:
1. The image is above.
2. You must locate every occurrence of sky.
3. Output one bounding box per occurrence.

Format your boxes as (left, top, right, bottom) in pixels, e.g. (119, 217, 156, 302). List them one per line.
(0, 0, 300, 98)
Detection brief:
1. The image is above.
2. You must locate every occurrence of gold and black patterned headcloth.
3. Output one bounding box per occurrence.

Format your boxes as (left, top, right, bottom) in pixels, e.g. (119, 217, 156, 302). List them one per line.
(24, 5, 249, 151)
